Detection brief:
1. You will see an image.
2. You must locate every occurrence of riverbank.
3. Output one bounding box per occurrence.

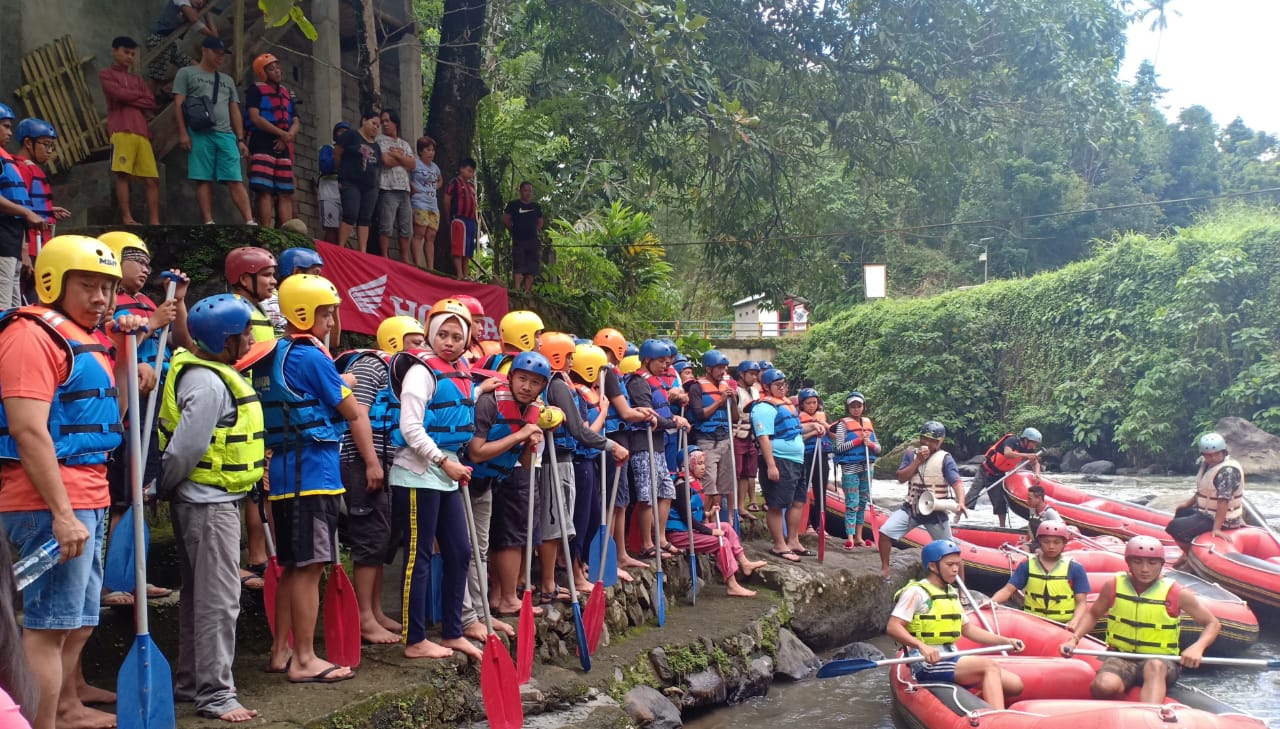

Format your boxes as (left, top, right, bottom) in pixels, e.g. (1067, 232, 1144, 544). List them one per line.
(118, 520, 921, 728)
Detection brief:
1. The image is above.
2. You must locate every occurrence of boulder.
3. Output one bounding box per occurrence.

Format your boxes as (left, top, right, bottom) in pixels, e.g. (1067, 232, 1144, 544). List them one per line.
(1216, 417, 1280, 481)
(957, 463, 979, 478)
(1059, 448, 1093, 472)
(1080, 460, 1115, 475)
(966, 453, 987, 465)
(683, 669, 728, 706)
(831, 641, 886, 662)
(729, 656, 774, 703)
(772, 628, 820, 681)
(623, 685, 682, 729)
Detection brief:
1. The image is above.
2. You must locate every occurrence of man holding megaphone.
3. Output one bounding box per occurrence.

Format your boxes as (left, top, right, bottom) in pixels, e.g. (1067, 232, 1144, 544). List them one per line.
(878, 421, 967, 581)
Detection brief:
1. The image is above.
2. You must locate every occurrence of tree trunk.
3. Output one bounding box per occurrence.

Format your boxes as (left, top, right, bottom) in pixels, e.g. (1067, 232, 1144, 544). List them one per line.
(347, 0, 381, 112)
(426, 0, 489, 277)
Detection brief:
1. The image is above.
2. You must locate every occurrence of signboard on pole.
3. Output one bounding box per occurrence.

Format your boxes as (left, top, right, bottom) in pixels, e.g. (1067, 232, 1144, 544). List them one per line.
(864, 264, 887, 299)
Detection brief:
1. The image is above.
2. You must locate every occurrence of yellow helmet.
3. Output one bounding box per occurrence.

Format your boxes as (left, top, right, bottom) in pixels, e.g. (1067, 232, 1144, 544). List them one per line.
(277, 274, 341, 330)
(97, 231, 149, 260)
(35, 235, 121, 305)
(537, 331, 576, 371)
(618, 354, 641, 375)
(571, 343, 608, 383)
(538, 405, 565, 430)
(500, 310, 544, 352)
(377, 315, 425, 353)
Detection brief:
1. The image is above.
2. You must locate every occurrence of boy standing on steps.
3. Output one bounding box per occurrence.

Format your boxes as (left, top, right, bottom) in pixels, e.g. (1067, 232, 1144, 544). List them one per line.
(443, 157, 479, 280)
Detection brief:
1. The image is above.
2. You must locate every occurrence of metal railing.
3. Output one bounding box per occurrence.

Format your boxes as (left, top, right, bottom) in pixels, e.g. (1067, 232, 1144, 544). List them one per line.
(647, 320, 810, 339)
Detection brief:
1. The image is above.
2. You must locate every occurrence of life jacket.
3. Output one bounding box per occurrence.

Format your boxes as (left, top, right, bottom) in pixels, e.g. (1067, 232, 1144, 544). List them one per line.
(244, 82, 294, 143)
(1106, 574, 1180, 655)
(480, 352, 514, 376)
(733, 381, 758, 439)
(463, 385, 539, 479)
(799, 411, 832, 455)
(14, 159, 52, 256)
(389, 349, 475, 451)
(0, 151, 33, 217)
(833, 416, 877, 466)
(905, 448, 952, 515)
(0, 307, 122, 466)
(157, 349, 266, 493)
(982, 434, 1021, 475)
(604, 366, 626, 434)
(548, 372, 579, 453)
(573, 382, 604, 459)
(667, 477, 706, 532)
(1023, 556, 1077, 623)
(334, 349, 401, 463)
(1195, 457, 1245, 526)
(747, 396, 801, 441)
(115, 291, 166, 374)
(895, 579, 963, 646)
(624, 371, 673, 432)
(247, 335, 348, 450)
(694, 376, 730, 435)
(237, 295, 276, 345)
(1026, 506, 1061, 542)
(318, 144, 337, 178)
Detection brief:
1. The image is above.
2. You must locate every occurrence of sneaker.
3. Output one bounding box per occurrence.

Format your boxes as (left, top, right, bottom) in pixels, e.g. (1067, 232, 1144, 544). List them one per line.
(246, 220, 260, 226)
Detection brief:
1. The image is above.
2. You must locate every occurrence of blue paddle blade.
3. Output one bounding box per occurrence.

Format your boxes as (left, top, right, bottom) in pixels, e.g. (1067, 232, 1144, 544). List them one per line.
(573, 602, 591, 672)
(689, 554, 698, 605)
(117, 635, 175, 729)
(103, 506, 150, 593)
(816, 658, 878, 678)
(587, 527, 618, 586)
(655, 571, 665, 627)
(428, 552, 443, 625)
(732, 510, 741, 536)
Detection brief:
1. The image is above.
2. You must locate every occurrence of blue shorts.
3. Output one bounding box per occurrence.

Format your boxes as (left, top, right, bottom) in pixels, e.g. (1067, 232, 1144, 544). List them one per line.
(450, 218, 477, 257)
(908, 646, 958, 682)
(2, 508, 106, 630)
(188, 130, 244, 183)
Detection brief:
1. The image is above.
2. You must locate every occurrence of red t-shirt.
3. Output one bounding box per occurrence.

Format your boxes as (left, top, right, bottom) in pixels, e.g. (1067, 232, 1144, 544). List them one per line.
(445, 176, 477, 221)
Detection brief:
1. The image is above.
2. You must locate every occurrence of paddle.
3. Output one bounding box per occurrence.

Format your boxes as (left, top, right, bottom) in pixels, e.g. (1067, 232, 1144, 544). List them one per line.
(647, 427, 666, 627)
(1065, 649, 1280, 669)
(976, 457, 1034, 499)
(460, 476, 524, 729)
(817, 644, 1017, 678)
(117, 329, 175, 729)
(681, 429, 697, 604)
(516, 448, 540, 685)
(428, 547, 443, 625)
(323, 531, 361, 668)
(587, 378, 618, 584)
(955, 576, 1006, 655)
(258, 496, 287, 643)
(728, 402, 742, 536)
(550, 447, 591, 671)
(1242, 497, 1279, 543)
(815, 436, 826, 563)
(584, 456, 623, 654)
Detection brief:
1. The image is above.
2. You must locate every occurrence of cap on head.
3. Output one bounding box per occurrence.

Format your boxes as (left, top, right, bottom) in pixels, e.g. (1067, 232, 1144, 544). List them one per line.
(97, 231, 149, 260)
(202, 36, 227, 51)
(277, 274, 340, 330)
(1125, 535, 1165, 560)
(0, 103, 15, 122)
(921, 539, 961, 571)
(500, 310, 544, 352)
(672, 355, 691, 373)
(537, 331, 576, 371)
(638, 339, 668, 362)
(377, 315, 425, 353)
(188, 294, 256, 354)
(1197, 432, 1227, 454)
(35, 235, 121, 304)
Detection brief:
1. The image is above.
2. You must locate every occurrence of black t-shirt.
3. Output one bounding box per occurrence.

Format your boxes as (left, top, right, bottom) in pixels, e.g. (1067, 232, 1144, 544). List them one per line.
(337, 130, 382, 189)
(243, 84, 296, 154)
(504, 199, 543, 241)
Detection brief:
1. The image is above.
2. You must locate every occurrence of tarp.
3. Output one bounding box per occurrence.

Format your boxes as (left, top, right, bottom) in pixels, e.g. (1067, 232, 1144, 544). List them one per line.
(315, 241, 508, 340)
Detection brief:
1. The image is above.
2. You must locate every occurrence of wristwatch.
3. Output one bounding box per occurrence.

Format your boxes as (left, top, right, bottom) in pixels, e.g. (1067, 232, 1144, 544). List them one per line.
(432, 452, 448, 467)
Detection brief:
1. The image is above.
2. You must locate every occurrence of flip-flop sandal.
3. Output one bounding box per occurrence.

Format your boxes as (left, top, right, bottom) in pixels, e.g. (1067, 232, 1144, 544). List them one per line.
(145, 584, 173, 599)
(537, 587, 572, 605)
(101, 590, 134, 607)
(746, 503, 762, 512)
(768, 549, 802, 563)
(240, 572, 265, 590)
(264, 657, 292, 674)
(738, 510, 759, 521)
(638, 547, 660, 560)
(791, 548, 817, 558)
(288, 665, 354, 684)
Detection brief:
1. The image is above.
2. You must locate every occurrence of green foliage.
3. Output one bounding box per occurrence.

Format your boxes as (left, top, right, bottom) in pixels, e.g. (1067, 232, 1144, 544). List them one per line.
(259, 0, 317, 40)
(776, 207, 1280, 466)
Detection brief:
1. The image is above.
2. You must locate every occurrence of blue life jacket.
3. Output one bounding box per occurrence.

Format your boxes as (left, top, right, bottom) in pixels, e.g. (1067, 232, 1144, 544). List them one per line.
(115, 291, 167, 379)
(464, 385, 536, 478)
(548, 372, 579, 453)
(0, 154, 32, 216)
(694, 376, 730, 435)
(666, 479, 706, 532)
(244, 82, 294, 145)
(801, 412, 833, 455)
(334, 349, 400, 452)
(573, 382, 604, 459)
(0, 307, 123, 465)
(624, 371, 672, 432)
(833, 416, 879, 466)
(318, 144, 337, 177)
(389, 350, 475, 452)
(749, 396, 801, 441)
(604, 366, 625, 433)
(480, 352, 513, 375)
(248, 335, 348, 449)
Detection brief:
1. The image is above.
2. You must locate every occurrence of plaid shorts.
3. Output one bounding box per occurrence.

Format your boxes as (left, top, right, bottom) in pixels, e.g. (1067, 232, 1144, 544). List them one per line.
(628, 448, 676, 504)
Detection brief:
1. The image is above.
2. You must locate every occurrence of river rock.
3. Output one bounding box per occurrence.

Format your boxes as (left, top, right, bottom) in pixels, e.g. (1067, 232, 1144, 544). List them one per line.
(957, 463, 979, 478)
(966, 453, 986, 465)
(623, 685, 682, 729)
(650, 647, 675, 682)
(1060, 448, 1093, 472)
(830, 641, 886, 662)
(1216, 417, 1280, 480)
(773, 627, 820, 680)
(684, 669, 728, 706)
(729, 656, 774, 703)
(1080, 460, 1115, 475)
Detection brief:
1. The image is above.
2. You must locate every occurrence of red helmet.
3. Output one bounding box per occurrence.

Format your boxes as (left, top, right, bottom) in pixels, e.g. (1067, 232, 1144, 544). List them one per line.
(1124, 535, 1164, 560)
(1036, 521, 1071, 540)
(453, 293, 485, 320)
(225, 247, 277, 285)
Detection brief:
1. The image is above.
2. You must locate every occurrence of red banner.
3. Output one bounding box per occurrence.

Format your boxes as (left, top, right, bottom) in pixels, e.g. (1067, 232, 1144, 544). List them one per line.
(315, 241, 509, 340)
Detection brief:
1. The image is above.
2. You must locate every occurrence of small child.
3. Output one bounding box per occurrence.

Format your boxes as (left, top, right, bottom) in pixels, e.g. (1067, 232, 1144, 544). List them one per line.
(409, 137, 442, 271)
(443, 157, 478, 279)
(832, 391, 879, 549)
(317, 122, 348, 244)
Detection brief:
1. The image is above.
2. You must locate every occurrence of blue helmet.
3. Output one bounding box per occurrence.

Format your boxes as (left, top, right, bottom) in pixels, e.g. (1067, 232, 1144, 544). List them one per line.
(797, 387, 819, 403)
(701, 349, 729, 368)
(639, 338, 668, 361)
(737, 360, 760, 373)
(921, 539, 962, 571)
(574, 337, 591, 346)
(759, 360, 775, 371)
(672, 354, 691, 373)
(659, 338, 678, 357)
(510, 351, 552, 381)
(624, 342, 639, 357)
(188, 294, 256, 355)
(760, 368, 787, 387)
(920, 420, 946, 439)
(278, 247, 324, 278)
(16, 118, 56, 145)
(0, 104, 14, 122)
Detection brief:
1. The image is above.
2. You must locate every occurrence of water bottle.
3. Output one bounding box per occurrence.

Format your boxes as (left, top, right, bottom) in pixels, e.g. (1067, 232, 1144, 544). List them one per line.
(13, 538, 60, 591)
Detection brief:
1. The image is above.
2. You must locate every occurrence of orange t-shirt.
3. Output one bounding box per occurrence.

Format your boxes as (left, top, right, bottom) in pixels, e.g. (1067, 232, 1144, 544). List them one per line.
(0, 317, 111, 512)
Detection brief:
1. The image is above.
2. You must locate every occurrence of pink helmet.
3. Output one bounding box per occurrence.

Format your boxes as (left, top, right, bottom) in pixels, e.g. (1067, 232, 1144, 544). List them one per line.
(1036, 521, 1071, 540)
(1125, 535, 1164, 559)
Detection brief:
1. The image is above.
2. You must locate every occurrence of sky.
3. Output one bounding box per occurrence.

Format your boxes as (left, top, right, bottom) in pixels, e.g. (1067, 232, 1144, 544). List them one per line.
(1121, 0, 1280, 134)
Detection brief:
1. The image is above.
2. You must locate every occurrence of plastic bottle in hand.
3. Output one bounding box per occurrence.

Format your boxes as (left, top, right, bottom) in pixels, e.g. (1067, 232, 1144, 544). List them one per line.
(14, 538, 60, 590)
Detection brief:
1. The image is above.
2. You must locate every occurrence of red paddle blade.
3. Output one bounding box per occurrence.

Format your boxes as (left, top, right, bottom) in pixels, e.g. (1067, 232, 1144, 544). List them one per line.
(583, 582, 606, 654)
(264, 557, 281, 638)
(516, 591, 534, 685)
(324, 564, 362, 668)
(481, 634, 524, 729)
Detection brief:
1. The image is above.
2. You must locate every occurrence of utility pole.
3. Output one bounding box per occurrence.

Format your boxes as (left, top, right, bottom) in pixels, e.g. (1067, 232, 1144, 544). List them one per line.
(969, 237, 993, 284)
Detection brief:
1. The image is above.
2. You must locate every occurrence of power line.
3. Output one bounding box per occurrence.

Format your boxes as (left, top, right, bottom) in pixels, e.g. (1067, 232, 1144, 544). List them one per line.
(548, 186, 1280, 249)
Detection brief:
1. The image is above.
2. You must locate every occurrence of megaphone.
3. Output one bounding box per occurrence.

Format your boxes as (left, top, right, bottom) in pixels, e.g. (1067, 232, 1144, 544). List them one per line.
(917, 490, 961, 516)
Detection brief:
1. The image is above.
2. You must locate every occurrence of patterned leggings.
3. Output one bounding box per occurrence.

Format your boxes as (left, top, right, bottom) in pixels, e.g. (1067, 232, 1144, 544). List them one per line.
(841, 469, 871, 539)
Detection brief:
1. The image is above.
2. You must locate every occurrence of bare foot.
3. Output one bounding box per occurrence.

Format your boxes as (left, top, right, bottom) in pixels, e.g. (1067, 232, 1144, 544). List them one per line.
(216, 706, 259, 723)
(404, 640, 453, 659)
(441, 636, 484, 661)
(490, 619, 515, 637)
(375, 613, 403, 633)
(360, 620, 401, 645)
(77, 682, 116, 705)
(57, 704, 117, 729)
(881, 564, 891, 580)
(463, 621, 488, 641)
(121, 218, 139, 226)
(575, 580, 594, 594)
(619, 557, 649, 569)
(287, 658, 355, 683)
(493, 599, 543, 617)
(616, 569, 634, 583)
(727, 584, 758, 598)
(267, 649, 292, 673)
(741, 559, 767, 577)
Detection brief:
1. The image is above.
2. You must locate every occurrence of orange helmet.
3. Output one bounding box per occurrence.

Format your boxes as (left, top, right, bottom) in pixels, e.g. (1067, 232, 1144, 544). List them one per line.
(538, 332, 576, 371)
(428, 298, 473, 328)
(480, 340, 502, 356)
(594, 328, 627, 360)
(253, 53, 280, 82)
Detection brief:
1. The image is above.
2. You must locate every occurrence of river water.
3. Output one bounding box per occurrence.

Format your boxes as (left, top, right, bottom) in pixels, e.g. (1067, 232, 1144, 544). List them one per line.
(686, 473, 1280, 728)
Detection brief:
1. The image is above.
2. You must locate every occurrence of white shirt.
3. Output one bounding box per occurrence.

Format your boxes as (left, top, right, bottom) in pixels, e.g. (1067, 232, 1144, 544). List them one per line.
(375, 135, 413, 192)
